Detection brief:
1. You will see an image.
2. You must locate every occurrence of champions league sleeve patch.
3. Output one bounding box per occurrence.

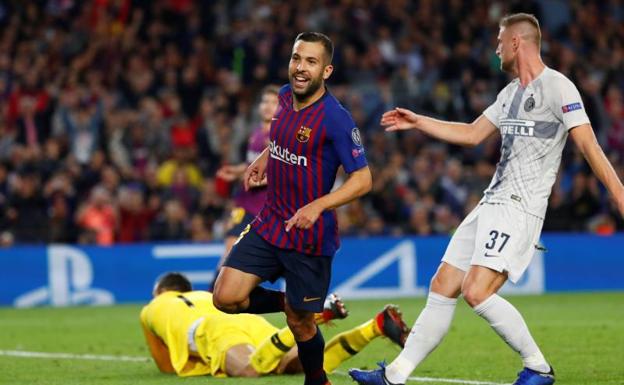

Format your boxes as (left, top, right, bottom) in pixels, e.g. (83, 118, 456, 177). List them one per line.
(562, 102, 582, 113)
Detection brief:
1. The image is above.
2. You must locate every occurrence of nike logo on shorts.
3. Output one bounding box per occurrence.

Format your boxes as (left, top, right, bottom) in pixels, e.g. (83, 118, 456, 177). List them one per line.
(484, 253, 499, 258)
(303, 296, 321, 302)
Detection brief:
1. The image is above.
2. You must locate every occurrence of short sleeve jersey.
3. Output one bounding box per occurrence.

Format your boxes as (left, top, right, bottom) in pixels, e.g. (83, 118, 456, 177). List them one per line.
(482, 67, 590, 218)
(252, 85, 368, 256)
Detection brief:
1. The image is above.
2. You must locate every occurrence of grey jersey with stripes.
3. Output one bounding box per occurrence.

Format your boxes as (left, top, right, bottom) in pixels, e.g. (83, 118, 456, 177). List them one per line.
(482, 67, 590, 219)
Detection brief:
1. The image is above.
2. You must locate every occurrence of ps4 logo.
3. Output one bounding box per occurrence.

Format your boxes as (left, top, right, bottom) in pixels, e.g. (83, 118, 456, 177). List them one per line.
(14, 246, 114, 307)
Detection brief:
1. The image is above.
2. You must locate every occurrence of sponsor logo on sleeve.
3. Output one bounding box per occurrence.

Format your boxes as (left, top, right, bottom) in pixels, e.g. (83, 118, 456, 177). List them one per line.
(562, 102, 582, 113)
(352, 148, 365, 158)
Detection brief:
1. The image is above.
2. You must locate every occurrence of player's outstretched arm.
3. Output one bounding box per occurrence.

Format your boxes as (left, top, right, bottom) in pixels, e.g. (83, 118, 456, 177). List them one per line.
(381, 107, 498, 147)
(570, 123, 624, 216)
(285, 166, 372, 231)
(244, 147, 269, 191)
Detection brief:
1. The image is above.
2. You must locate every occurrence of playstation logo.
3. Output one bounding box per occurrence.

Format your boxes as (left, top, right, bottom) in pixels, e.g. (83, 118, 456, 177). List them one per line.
(14, 246, 114, 307)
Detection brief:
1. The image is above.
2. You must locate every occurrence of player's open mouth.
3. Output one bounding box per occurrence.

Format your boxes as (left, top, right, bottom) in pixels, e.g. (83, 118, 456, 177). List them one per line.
(293, 75, 309, 88)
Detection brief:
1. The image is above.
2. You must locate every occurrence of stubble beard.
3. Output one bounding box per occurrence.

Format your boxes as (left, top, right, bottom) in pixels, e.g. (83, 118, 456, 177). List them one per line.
(290, 74, 323, 104)
(500, 56, 516, 75)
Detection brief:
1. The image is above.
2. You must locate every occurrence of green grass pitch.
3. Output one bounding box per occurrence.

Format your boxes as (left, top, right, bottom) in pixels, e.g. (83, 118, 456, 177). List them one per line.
(1, 292, 623, 385)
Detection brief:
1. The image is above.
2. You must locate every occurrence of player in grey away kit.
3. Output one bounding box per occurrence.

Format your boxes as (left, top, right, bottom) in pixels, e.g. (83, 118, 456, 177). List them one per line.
(349, 13, 624, 385)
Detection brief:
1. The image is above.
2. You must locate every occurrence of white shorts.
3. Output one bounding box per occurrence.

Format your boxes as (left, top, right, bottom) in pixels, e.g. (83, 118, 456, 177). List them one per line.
(441, 203, 543, 283)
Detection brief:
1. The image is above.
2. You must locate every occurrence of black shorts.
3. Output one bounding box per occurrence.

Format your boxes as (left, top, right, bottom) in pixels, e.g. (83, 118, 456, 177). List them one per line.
(223, 225, 333, 312)
(225, 208, 256, 238)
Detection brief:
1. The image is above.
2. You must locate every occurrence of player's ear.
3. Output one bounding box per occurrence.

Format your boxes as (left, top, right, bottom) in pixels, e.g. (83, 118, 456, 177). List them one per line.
(323, 64, 333, 80)
(512, 35, 520, 51)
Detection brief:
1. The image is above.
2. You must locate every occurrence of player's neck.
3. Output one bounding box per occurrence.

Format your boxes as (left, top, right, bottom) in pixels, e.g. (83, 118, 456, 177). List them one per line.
(516, 54, 546, 88)
(292, 86, 326, 111)
(261, 120, 271, 132)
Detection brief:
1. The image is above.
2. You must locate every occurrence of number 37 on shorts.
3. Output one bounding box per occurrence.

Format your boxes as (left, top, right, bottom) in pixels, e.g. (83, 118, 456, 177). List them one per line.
(442, 203, 544, 282)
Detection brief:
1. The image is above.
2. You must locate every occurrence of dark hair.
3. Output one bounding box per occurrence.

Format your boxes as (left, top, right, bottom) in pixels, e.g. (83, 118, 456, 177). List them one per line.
(261, 84, 280, 97)
(294, 32, 334, 64)
(155, 272, 192, 293)
(500, 13, 541, 47)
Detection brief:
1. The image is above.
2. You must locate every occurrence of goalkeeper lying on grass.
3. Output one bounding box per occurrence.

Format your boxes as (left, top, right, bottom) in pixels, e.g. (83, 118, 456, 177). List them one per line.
(140, 272, 410, 377)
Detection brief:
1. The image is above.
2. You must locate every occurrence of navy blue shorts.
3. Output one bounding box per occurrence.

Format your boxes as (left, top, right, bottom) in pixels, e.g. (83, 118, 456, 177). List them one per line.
(225, 208, 256, 238)
(223, 225, 333, 312)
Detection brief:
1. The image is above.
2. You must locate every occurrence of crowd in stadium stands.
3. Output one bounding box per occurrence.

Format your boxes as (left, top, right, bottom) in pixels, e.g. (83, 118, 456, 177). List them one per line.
(0, 0, 623, 246)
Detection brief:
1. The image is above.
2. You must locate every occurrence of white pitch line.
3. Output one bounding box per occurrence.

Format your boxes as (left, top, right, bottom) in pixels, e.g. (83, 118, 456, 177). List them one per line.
(0, 350, 510, 385)
(334, 370, 510, 385)
(0, 350, 150, 363)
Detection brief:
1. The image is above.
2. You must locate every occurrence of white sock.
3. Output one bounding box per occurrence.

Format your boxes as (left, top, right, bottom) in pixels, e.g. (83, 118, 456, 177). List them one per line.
(474, 294, 550, 373)
(385, 292, 457, 384)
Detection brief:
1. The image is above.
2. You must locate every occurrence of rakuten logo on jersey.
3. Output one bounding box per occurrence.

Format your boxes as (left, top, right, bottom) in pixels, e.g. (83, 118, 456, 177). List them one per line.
(269, 140, 308, 167)
(500, 119, 535, 137)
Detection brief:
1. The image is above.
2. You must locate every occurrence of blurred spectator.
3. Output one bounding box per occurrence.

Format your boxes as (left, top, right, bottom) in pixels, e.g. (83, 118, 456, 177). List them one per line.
(149, 199, 188, 241)
(189, 213, 212, 242)
(162, 167, 200, 213)
(406, 203, 433, 236)
(57, 98, 104, 165)
(118, 185, 155, 243)
(439, 158, 468, 216)
(47, 190, 78, 243)
(6, 169, 48, 242)
(196, 178, 226, 236)
(76, 186, 117, 245)
(156, 145, 202, 188)
(43, 170, 77, 243)
(568, 173, 602, 231)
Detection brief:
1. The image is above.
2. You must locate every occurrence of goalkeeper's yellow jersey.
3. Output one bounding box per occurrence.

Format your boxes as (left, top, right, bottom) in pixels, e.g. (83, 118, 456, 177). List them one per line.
(140, 290, 220, 376)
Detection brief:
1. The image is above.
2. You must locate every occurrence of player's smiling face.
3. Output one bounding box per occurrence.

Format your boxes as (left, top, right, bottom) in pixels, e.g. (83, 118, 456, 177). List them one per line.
(288, 40, 333, 102)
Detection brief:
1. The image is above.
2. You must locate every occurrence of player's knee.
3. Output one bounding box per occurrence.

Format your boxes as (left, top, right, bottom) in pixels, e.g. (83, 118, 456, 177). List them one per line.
(461, 285, 489, 308)
(430, 274, 448, 294)
(430, 273, 461, 298)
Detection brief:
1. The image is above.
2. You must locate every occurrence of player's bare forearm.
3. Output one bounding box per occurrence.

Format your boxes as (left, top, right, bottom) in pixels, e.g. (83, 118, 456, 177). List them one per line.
(417, 114, 497, 146)
(382, 108, 497, 146)
(284, 166, 372, 231)
(316, 166, 372, 210)
(571, 124, 624, 213)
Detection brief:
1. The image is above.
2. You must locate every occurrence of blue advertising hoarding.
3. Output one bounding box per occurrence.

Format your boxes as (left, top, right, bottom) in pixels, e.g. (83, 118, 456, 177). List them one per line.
(0, 234, 622, 307)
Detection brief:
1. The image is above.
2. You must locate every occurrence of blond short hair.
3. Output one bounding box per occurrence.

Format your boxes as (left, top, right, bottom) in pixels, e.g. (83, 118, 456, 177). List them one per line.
(500, 13, 541, 47)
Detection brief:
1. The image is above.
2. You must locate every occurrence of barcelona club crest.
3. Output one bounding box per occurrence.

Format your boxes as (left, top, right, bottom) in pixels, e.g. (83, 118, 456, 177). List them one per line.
(296, 126, 312, 143)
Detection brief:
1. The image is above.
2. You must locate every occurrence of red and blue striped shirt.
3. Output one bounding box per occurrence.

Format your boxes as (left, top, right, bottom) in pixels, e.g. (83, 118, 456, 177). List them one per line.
(251, 85, 368, 256)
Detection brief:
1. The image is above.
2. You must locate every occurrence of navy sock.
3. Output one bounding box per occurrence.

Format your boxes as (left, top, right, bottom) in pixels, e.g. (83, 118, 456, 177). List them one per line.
(245, 286, 285, 314)
(296, 327, 328, 385)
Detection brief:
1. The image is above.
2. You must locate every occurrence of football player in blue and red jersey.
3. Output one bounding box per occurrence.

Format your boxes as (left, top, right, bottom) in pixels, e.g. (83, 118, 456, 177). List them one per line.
(213, 32, 372, 385)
